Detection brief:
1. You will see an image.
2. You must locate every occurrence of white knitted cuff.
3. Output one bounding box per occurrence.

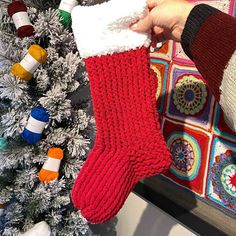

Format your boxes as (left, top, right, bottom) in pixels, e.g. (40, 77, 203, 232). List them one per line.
(71, 0, 151, 58)
(220, 50, 236, 132)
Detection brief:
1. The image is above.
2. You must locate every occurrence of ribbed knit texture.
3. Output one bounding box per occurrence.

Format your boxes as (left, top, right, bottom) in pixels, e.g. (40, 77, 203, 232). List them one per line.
(181, 4, 236, 102)
(72, 47, 171, 224)
(181, 4, 218, 60)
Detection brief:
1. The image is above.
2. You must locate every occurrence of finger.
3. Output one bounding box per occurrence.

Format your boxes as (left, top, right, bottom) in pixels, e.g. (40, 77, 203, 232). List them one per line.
(148, 0, 165, 9)
(147, 0, 157, 9)
(153, 26, 164, 34)
(130, 13, 153, 32)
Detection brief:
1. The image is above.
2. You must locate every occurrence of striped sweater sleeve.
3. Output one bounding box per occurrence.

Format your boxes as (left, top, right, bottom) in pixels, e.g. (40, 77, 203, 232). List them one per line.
(181, 4, 236, 131)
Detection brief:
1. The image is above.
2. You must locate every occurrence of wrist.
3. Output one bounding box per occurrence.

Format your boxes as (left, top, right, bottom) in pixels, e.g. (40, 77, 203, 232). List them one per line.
(176, 3, 195, 41)
(181, 4, 219, 59)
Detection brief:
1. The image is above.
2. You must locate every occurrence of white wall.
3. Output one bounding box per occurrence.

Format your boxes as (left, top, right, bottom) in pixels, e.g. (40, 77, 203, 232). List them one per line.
(116, 193, 196, 236)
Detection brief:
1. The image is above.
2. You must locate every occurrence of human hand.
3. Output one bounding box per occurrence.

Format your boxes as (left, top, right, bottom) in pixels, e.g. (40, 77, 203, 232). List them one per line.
(131, 0, 195, 42)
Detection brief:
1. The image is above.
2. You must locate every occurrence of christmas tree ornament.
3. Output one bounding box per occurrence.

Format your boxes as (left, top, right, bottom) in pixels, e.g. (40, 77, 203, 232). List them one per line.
(58, 0, 78, 28)
(7, 0, 34, 38)
(21, 107, 49, 145)
(0, 137, 8, 150)
(20, 221, 51, 236)
(71, 0, 171, 224)
(11, 44, 47, 81)
(39, 147, 64, 183)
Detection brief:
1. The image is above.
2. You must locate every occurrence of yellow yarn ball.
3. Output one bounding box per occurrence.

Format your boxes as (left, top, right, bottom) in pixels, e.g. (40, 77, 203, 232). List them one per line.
(11, 44, 47, 80)
(11, 63, 32, 81)
(28, 44, 47, 64)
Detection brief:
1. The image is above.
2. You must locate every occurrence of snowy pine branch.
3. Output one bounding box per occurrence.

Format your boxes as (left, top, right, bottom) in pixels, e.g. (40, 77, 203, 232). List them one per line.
(0, 0, 102, 234)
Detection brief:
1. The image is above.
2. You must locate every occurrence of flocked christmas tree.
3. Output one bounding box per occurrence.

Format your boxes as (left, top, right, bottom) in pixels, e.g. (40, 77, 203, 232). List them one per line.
(0, 0, 99, 235)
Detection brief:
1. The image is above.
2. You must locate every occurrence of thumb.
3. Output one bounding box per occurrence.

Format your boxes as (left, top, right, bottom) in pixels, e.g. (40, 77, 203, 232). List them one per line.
(131, 13, 153, 33)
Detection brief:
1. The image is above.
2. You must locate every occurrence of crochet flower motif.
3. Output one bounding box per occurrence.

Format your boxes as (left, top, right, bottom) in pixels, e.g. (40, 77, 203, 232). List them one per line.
(211, 150, 236, 210)
(150, 65, 162, 100)
(167, 132, 201, 181)
(173, 75, 207, 115)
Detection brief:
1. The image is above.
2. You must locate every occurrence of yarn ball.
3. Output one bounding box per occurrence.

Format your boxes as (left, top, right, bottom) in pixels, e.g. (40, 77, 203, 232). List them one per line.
(17, 25, 34, 38)
(48, 147, 64, 160)
(11, 63, 31, 81)
(8, 1, 27, 16)
(59, 9, 72, 28)
(39, 148, 64, 183)
(11, 44, 48, 80)
(0, 137, 8, 150)
(21, 107, 49, 145)
(31, 106, 50, 122)
(28, 44, 48, 64)
(39, 170, 59, 183)
(7, 1, 34, 38)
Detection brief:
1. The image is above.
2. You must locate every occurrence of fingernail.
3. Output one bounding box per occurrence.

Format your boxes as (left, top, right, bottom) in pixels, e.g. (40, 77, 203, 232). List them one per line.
(131, 23, 138, 30)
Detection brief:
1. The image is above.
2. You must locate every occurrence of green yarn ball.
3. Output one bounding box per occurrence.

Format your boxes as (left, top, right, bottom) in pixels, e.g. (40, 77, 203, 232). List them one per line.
(59, 9, 72, 28)
(0, 137, 8, 150)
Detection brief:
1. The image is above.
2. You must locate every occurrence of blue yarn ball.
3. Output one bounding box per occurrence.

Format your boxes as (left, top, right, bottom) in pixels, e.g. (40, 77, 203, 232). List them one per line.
(31, 107, 49, 122)
(0, 137, 8, 150)
(21, 107, 49, 145)
(21, 130, 42, 145)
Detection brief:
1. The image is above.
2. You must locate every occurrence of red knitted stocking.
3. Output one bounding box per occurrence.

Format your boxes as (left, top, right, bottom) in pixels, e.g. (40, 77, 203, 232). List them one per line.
(71, 0, 172, 224)
(71, 47, 171, 223)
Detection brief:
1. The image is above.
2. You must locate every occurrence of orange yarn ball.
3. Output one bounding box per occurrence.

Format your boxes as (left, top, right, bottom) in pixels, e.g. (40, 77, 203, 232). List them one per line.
(48, 147, 64, 160)
(39, 148, 64, 183)
(38, 170, 59, 183)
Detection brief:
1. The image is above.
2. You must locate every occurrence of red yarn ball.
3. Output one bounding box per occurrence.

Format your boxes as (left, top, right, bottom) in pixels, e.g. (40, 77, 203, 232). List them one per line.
(7, 1, 27, 16)
(18, 25, 34, 38)
(8, 0, 34, 38)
